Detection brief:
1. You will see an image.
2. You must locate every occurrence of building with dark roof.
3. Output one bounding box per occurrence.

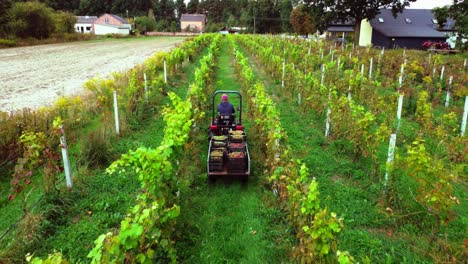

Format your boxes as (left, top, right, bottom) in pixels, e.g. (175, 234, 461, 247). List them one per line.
(367, 9, 451, 49)
(326, 9, 456, 49)
(181, 14, 206, 33)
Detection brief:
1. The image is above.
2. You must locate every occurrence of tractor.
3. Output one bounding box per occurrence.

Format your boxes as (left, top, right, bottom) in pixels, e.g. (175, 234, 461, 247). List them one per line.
(207, 91, 250, 182)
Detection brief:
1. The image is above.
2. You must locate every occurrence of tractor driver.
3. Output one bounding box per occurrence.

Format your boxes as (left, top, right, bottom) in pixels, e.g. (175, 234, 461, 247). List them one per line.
(217, 94, 235, 116)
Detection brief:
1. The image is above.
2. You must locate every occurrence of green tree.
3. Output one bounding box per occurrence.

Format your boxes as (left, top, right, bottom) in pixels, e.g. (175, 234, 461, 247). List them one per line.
(54, 11, 78, 34)
(250, 0, 282, 33)
(448, 0, 467, 50)
(154, 0, 176, 22)
(175, 0, 187, 21)
(201, 0, 224, 23)
(42, 0, 80, 12)
(432, 6, 448, 30)
(8, 1, 55, 39)
(187, 0, 199, 13)
(279, 0, 292, 32)
(0, 0, 13, 37)
(239, 9, 250, 29)
(290, 5, 313, 36)
(301, 0, 332, 34)
(227, 14, 237, 27)
(326, 0, 417, 44)
(135, 16, 157, 33)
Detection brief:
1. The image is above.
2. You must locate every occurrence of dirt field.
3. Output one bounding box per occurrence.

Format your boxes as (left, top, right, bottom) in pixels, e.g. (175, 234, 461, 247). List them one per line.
(0, 37, 186, 112)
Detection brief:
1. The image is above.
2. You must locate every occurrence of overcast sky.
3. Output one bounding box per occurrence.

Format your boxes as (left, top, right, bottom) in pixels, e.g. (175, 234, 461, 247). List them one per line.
(407, 0, 453, 9)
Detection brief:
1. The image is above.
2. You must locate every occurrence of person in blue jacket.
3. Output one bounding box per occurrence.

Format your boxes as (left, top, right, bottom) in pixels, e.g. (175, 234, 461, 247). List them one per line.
(217, 94, 235, 116)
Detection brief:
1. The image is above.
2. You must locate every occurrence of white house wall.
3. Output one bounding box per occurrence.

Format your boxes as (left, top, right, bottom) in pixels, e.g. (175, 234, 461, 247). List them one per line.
(94, 24, 130, 35)
(75, 23, 93, 33)
(359, 19, 373, 46)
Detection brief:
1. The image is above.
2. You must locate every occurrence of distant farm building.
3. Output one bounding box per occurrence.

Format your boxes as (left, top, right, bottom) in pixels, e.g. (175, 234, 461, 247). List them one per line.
(94, 14, 131, 35)
(75, 16, 97, 34)
(181, 14, 206, 33)
(326, 9, 456, 49)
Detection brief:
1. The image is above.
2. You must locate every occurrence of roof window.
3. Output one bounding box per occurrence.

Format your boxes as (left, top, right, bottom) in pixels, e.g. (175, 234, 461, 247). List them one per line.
(432, 19, 438, 24)
(378, 17, 384, 23)
(405, 18, 412, 24)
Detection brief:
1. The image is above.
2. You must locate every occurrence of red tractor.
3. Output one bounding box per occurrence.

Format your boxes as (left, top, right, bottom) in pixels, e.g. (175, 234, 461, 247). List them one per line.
(207, 91, 250, 182)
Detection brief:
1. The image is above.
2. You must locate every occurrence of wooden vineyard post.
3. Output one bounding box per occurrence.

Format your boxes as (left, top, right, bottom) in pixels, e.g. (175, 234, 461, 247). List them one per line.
(164, 60, 167, 83)
(113, 90, 120, 135)
(59, 126, 72, 189)
(298, 93, 301, 106)
(462, 96, 468, 136)
(308, 41, 311, 55)
(337, 56, 341, 71)
(464, 58, 467, 72)
(144, 73, 149, 103)
(445, 76, 453, 108)
(369, 57, 373, 79)
(330, 50, 334, 62)
(384, 133, 397, 188)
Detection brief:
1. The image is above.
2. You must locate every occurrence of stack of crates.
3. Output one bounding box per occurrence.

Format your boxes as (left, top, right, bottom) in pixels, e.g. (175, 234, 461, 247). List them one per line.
(209, 136, 227, 172)
(228, 130, 246, 173)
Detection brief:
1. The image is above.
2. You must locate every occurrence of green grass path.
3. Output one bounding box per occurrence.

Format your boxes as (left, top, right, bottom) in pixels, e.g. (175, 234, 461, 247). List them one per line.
(176, 39, 292, 263)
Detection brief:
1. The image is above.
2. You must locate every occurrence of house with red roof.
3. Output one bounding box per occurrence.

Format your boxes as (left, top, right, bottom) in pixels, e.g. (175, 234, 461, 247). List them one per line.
(181, 14, 206, 33)
(93, 14, 131, 35)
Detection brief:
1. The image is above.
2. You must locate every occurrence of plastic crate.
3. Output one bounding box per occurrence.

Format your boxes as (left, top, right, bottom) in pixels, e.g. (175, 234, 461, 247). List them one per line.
(229, 142, 245, 152)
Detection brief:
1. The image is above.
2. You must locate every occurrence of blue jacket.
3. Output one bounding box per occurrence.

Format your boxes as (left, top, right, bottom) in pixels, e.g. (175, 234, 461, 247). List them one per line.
(217, 102, 235, 115)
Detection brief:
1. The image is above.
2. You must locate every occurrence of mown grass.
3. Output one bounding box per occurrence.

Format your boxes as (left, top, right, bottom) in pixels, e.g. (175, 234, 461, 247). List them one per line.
(239, 45, 460, 263)
(175, 38, 293, 263)
(0, 43, 209, 263)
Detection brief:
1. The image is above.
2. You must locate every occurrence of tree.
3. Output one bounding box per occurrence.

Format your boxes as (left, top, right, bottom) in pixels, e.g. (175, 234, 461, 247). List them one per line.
(448, 0, 467, 50)
(135, 16, 157, 33)
(249, 0, 282, 33)
(8, 1, 55, 39)
(290, 5, 313, 36)
(327, 0, 417, 44)
(175, 0, 187, 21)
(302, 0, 332, 34)
(187, 0, 199, 13)
(227, 14, 237, 27)
(42, 0, 80, 12)
(54, 11, 77, 34)
(279, 0, 292, 32)
(432, 6, 448, 30)
(0, 0, 12, 37)
(154, 0, 176, 22)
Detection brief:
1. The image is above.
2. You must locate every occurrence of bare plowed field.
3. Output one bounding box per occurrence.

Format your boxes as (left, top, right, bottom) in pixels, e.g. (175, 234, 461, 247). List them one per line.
(0, 37, 185, 112)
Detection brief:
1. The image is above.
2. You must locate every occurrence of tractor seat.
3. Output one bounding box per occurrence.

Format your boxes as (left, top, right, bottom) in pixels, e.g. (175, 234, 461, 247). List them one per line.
(217, 114, 235, 126)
